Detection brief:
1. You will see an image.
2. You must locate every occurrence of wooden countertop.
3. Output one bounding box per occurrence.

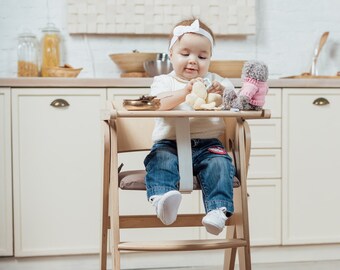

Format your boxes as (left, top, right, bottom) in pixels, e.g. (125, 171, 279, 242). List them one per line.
(1, 77, 340, 88)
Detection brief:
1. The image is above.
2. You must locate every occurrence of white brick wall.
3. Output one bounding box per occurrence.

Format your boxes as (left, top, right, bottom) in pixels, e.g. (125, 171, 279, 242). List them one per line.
(1, 0, 340, 78)
(66, 0, 256, 35)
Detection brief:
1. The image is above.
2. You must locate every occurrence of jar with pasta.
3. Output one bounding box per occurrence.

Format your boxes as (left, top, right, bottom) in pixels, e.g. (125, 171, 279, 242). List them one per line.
(41, 23, 61, 77)
(17, 31, 39, 77)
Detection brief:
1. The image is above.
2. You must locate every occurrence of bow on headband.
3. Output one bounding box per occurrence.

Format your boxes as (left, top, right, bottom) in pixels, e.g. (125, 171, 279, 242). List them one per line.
(173, 19, 200, 37)
(169, 19, 214, 50)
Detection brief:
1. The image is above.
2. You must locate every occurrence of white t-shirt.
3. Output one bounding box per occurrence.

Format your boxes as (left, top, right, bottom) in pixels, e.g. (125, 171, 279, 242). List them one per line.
(150, 71, 235, 142)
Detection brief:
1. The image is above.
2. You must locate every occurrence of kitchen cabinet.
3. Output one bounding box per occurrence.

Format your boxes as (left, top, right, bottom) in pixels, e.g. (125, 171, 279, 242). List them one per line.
(0, 88, 13, 256)
(11, 88, 106, 256)
(282, 88, 340, 244)
(1, 78, 340, 269)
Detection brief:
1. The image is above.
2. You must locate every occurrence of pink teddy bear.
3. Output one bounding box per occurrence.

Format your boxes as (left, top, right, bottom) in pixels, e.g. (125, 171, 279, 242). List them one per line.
(223, 60, 269, 111)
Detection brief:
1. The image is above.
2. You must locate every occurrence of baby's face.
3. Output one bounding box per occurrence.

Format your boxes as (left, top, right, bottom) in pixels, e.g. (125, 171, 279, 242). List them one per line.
(170, 33, 211, 81)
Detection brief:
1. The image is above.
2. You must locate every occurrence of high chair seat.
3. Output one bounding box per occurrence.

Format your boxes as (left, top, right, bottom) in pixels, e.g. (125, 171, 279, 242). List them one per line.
(119, 169, 241, 190)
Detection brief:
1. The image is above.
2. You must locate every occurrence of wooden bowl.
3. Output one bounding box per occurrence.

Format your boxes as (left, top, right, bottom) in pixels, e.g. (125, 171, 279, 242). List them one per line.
(209, 60, 246, 78)
(109, 52, 159, 73)
(44, 66, 82, 77)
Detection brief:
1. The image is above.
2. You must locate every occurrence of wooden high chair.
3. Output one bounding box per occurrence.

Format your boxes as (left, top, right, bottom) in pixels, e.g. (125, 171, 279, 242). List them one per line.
(101, 102, 270, 270)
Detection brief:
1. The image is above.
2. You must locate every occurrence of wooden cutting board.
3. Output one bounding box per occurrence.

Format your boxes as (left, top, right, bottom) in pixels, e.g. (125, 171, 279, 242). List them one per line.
(282, 73, 340, 79)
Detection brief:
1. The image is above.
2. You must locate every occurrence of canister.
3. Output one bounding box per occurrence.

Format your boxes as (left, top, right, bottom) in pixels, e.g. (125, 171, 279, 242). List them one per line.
(17, 31, 39, 77)
(41, 23, 61, 77)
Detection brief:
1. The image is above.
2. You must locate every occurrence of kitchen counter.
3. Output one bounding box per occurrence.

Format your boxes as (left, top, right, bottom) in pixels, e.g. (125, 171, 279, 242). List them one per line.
(1, 77, 340, 88)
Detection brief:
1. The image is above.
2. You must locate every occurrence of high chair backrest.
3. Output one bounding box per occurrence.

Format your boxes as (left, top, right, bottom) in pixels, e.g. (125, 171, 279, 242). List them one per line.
(116, 116, 235, 152)
(116, 118, 154, 152)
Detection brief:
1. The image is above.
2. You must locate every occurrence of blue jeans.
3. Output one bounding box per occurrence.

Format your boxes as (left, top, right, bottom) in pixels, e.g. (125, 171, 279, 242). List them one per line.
(144, 138, 235, 214)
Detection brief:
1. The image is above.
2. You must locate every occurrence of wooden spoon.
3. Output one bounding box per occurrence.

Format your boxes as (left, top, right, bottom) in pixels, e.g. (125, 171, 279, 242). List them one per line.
(309, 31, 329, 75)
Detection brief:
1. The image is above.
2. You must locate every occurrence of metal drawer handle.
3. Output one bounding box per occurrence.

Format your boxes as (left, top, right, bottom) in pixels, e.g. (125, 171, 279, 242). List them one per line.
(50, 99, 70, 108)
(313, 97, 329, 106)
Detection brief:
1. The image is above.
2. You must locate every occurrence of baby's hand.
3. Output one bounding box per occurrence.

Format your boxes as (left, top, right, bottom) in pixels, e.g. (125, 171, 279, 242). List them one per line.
(185, 78, 204, 94)
(207, 81, 225, 96)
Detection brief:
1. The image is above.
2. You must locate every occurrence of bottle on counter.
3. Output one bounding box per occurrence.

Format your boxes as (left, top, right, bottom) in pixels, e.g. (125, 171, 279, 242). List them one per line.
(17, 31, 39, 77)
(41, 23, 61, 77)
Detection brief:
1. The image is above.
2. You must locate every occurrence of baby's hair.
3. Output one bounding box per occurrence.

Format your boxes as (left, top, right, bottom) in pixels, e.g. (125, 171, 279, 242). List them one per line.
(168, 18, 215, 48)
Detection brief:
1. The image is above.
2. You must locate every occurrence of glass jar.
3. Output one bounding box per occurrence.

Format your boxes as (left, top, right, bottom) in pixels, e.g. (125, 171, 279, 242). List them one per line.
(41, 23, 61, 77)
(17, 31, 39, 77)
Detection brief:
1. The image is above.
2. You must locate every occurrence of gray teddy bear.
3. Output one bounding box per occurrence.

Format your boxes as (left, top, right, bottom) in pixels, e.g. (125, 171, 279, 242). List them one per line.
(223, 60, 269, 111)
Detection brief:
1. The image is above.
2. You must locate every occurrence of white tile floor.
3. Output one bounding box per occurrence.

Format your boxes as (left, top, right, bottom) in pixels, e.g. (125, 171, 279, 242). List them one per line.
(140, 260, 340, 270)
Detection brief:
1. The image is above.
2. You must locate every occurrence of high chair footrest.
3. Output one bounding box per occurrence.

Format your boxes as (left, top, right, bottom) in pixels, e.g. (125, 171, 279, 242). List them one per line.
(118, 239, 247, 251)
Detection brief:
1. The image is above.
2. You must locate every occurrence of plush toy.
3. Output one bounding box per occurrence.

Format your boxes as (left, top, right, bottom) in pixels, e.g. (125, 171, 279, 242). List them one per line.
(185, 80, 222, 110)
(223, 60, 269, 111)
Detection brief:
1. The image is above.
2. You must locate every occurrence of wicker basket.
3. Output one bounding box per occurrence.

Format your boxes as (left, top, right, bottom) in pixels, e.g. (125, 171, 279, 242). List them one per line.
(44, 65, 82, 77)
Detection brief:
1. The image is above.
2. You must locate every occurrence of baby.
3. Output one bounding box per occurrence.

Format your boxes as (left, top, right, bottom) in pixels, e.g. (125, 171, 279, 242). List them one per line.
(144, 19, 236, 236)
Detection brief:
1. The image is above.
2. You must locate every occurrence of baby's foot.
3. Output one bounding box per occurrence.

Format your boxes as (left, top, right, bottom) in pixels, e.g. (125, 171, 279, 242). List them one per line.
(202, 207, 228, 235)
(150, 190, 182, 225)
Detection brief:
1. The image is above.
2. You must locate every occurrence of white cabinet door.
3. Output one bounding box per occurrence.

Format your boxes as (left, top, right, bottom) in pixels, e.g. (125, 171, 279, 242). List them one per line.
(12, 88, 106, 256)
(0, 88, 13, 256)
(247, 180, 281, 246)
(282, 88, 340, 244)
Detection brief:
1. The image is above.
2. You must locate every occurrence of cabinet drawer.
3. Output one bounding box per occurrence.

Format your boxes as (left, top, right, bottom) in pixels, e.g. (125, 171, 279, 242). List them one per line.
(248, 119, 281, 149)
(248, 149, 281, 179)
(264, 88, 281, 118)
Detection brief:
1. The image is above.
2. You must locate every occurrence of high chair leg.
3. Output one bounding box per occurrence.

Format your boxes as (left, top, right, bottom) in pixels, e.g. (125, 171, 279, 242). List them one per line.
(101, 120, 111, 270)
(236, 119, 252, 270)
(110, 120, 121, 270)
(223, 225, 237, 270)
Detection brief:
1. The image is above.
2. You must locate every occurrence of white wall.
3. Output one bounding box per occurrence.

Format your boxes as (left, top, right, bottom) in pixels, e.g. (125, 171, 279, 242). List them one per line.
(1, 0, 340, 78)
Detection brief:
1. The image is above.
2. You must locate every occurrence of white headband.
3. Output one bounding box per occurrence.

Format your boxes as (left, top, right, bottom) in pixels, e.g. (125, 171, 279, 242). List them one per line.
(169, 19, 214, 50)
